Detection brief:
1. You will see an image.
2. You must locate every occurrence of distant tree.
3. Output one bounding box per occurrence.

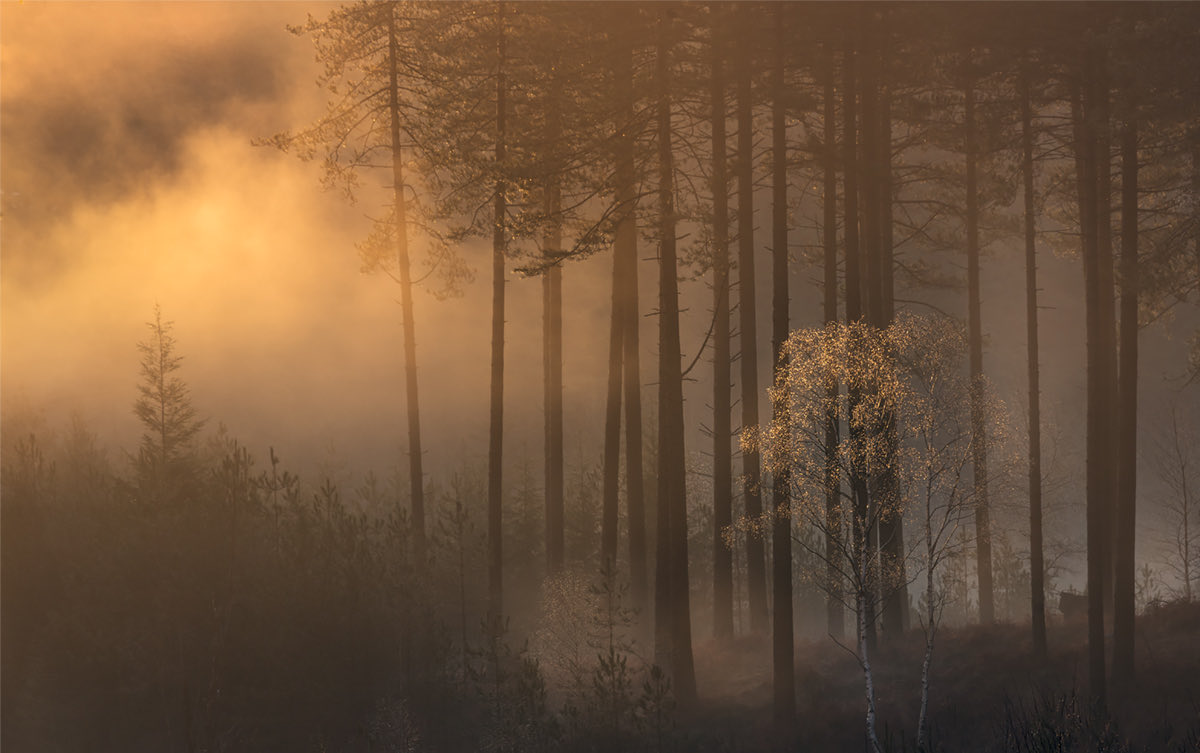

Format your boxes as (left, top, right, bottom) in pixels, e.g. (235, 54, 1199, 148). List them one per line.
(262, 1, 464, 561)
(487, 1, 508, 622)
(707, 6, 734, 642)
(819, 38, 844, 641)
(133, 305, 205, 493)
(734, 2, 769, 633)
(652, 6, 696, 705)
(1148, 400, 1199, 603)
(1017, 62, 1048, 660)
(768, 3, 795, 725)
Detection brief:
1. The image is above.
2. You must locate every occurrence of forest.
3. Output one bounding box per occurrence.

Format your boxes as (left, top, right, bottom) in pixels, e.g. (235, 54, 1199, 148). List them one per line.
(3, 2, 1200, 751)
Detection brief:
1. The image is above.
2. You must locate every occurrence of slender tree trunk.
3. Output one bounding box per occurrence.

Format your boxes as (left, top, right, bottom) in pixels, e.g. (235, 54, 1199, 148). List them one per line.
(1094, 54, 1120, 631)
(654, 11, 696, 703)
(843, 30, 873, 652)
(1174, 412, 1193, 602)
(860, 24, 882, 330)
(544, 76, 565, 578)
(1074, 70, 1107, 709)
(859, 575, 883, 753)
(601, 215, 623, 569)
(487, 2, 507, 621)
(1021, 68, 1047, 659)
(879, 58, 895, 322)
(917, 478, 938, 751)
(822, 42, 844, 641)
(386, 8, 426, 562)
(770, 8, 794, 725)
(710, 18, 734, 641)
(615, 42, 647, 612)
(859, 28, 884, 648)
(546, 263, 564, 572)
(736, 4, 769, 633)
(965, 73, 994, 625)
(843, 37, 861, 325)
(873, 19, 906, 641)
(1193, 129, 1200, 295)
(1112, 99, 1138, 691)
(601, 279, 622, 572)
(1099, 60, 1118, 628)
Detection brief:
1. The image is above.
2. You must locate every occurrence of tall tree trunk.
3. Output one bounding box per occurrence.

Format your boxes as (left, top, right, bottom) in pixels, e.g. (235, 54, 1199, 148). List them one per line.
(858, 29, 882, 646)
(615, 42, 647, 612)
(965, 73, 994, 625)
(1020, 68, 1047, 659)
(822, 42, 844, 640)
(879, 58, 895, 322)
(873, 17, 906, 641)
(843, 29, 874, 653)
(1193, 128, 1200, 294)
(860, 25, 882, 330)
(544, 75, 565, 578)
(770, 8, 794, 725)
(710, 18, 734, 641)
(843, 36, 861, 325)
(385, 7, 426, 562)
(1073, 69, 1107, 709)
(1094, 53, 1120, 630)
(736, 4, 769, 633)
(654, 10, 696, 703)
(1112, 98, 1138, 692)
(601, 216, 623, 569)
(487, 2, 507, 621)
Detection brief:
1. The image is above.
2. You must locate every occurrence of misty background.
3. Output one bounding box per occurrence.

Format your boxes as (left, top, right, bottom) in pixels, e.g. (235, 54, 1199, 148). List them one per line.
(2, 1, 1196, 594)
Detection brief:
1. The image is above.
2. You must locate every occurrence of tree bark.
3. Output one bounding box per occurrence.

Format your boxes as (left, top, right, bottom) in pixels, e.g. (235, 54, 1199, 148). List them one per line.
(1193, 129, 1200, 295)
(601, 205, 623, 571)
(736, 4, 769, 633)
(385, 7, 426, 563)
(965, 72, 994, 625)
(544, 74, 565, 578)
(843, 29, 874, 652)
(1020, 68, 1047, 659)
(1112, 98, 1138, 691)
(822, 41, 844, 641)
(860, 24, 882, 330)
(615, 42, 647, 612)
(710, 17, 734, 641)
(1073, 67, 1107, 709)
(859, 30, 883, 646)
(487, 2, 507, 621)
(770, 8, 794, 725)
(843, 34, 861, 326)
(654, 10, 696, 704)
(872, 18, 906, 641)
(602, 52, 623, 572)
(1094, 52, 1120, 630)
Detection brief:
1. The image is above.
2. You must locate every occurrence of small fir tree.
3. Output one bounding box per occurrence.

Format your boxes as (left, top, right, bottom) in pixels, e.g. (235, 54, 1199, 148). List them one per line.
(133, 305, 204, 493)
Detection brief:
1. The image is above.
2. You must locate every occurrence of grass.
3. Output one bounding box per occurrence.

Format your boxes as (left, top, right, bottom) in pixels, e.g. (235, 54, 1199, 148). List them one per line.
(686, 602, 1200, 752)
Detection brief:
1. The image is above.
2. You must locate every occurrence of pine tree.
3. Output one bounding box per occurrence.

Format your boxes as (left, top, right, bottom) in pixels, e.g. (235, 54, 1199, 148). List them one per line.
(133, 305, 205, 494)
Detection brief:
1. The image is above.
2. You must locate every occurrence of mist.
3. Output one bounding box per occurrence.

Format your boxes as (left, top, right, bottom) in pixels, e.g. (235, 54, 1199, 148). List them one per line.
(1, 2, 623, 480)
(4, 3, 1200, 752)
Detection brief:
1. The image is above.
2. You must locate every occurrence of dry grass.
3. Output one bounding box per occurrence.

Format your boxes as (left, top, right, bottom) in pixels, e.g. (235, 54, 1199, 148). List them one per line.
(687, 602, 1200, 751)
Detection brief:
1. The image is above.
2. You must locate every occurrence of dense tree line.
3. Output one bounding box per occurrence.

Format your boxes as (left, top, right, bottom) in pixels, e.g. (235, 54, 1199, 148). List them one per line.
(5, 2, 1200, 751)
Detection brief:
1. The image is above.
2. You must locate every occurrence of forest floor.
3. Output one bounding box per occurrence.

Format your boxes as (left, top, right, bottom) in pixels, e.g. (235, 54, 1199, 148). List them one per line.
(685, 601, 1200, 752)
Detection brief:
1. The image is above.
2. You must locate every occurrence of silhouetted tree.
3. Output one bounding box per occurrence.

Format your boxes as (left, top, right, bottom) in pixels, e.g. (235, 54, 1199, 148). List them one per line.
(652, 6, 696, 705)
(735, 2, 769, 633)
(708, 7, 734, 641)
(769, 3, 795, 726)
(263, 2, 453, 559)
(134, 305, 205, 494)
